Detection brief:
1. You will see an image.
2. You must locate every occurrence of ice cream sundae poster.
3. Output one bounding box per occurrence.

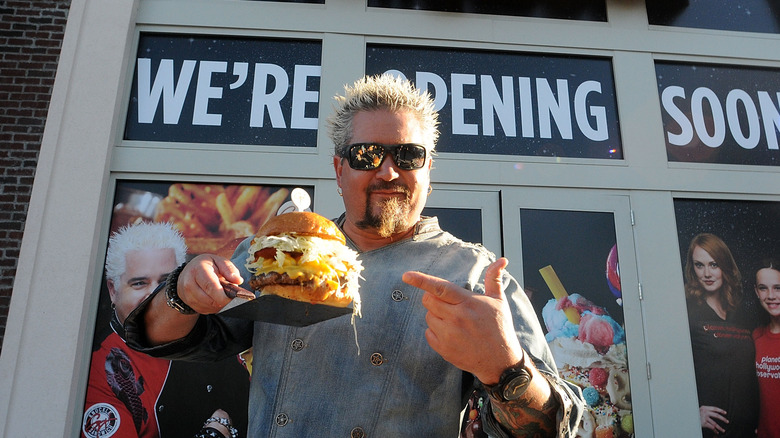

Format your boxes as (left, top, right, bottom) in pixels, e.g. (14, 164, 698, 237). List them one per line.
(520, 208, 634, 438)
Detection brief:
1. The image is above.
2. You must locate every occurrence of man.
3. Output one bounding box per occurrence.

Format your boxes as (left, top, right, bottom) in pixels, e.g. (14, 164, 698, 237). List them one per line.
(124, 75, 584, 437)
(82, 222, 247, 438)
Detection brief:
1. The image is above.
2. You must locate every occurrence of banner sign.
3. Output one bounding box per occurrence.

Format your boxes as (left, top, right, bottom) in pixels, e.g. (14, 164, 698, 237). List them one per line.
(647, 0, 780, 34)
(125, 34, 322, 147)
(367, 0, 607, 21)
(366, 44, 623, 159)
(656, 62, 780, 166)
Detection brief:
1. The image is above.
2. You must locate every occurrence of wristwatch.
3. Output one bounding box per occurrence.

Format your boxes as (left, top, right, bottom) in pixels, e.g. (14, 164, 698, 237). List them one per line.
(484, 357, 533, 402)
(165, 263, 196, 315)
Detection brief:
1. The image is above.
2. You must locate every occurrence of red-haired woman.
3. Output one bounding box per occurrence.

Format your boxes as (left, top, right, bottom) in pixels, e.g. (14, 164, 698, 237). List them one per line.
(684, 233, 758, 438)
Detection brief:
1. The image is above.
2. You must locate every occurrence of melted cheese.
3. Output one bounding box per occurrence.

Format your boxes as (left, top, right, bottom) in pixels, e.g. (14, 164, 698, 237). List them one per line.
(245, 232, 363, 320)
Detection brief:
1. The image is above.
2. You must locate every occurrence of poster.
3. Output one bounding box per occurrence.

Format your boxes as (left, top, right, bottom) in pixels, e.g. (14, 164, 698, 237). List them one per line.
(125, 33, 322, 146)
(647, 0, 780, 34)
(675, 198, 780, 437)
(366, 44, 622, 159)
(656, 62, 780, 167)
(82, 180, 312, 438)
(366, 0, 607, 21)
(520, 208, 633, 438)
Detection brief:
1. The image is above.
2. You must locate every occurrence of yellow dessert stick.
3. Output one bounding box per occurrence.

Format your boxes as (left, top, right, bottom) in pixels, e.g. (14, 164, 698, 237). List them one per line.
(539, 265, 580, 324)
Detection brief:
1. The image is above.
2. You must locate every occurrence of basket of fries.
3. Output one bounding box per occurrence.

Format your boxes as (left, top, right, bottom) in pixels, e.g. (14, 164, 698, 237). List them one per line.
(153, 183, 290, 255)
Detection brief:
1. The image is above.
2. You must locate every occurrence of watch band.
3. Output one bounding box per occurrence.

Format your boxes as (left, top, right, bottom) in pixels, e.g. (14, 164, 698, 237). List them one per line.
(194, 427, 227, 438)
(165, 262, 196, 315)
(202, 417, 239, 438)
(484, 355, 533, 402)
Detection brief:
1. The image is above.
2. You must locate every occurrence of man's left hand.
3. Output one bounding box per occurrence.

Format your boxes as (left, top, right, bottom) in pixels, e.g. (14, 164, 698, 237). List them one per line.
(402, 257, 524, 385)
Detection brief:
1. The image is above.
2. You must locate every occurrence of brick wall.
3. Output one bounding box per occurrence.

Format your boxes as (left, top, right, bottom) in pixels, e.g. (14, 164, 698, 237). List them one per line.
(0, 0, 71, 352)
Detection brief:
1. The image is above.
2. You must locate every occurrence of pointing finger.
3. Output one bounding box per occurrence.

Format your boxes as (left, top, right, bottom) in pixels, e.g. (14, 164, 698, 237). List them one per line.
(402, 271, 468, 305)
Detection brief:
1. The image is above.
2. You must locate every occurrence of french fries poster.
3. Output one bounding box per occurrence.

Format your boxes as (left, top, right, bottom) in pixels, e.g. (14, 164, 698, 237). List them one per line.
(110, 181, 310, 257)
(81, 180, 307, 437)
(92, 180, 312, 346)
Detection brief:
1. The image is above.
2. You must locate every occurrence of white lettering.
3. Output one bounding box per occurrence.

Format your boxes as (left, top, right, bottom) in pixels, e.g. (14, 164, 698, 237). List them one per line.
(758, 91, 780, 150)
(481, 75, 516, 137)
(391, 71, 609, 142)
(662, 85, 780, 152)
(290, 64, 320, 130)
(389, 70, 450, 113)
(137, 58, 196, 124)
(451, 73, 478, 135)
(416, 71, 448, 112)
(575, 80, 608, 141)
(725, 89, 760, 149)
(230, 62, 248, 89)
(691, 87, 726, 148)
(518, 77, 534, 138)
(662, 86, 694, 146)
(250, 63, 289, 128)
(193, 61, 227, 126)
(537, 78, 573, 140)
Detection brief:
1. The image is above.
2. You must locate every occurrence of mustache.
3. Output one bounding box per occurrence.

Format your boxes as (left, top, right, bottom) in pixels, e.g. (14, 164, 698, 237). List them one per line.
(367, 181, 410, 196)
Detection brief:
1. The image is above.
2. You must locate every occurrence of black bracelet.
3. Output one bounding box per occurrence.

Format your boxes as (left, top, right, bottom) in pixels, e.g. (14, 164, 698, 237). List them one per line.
(194, 426, 226, 438)
(203, 417, 239, 438)
(165, 262, 196, 315)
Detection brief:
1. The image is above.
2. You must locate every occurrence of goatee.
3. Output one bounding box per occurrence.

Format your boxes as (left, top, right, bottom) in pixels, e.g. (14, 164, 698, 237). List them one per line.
(357, 184, 412, 238)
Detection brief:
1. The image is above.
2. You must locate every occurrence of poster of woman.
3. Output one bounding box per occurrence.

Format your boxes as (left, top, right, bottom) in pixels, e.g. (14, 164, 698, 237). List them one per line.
(674, 198, 780, 438)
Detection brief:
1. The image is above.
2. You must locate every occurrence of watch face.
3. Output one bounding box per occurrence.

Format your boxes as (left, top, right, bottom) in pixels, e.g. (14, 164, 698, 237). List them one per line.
(503, 371, 532, 400)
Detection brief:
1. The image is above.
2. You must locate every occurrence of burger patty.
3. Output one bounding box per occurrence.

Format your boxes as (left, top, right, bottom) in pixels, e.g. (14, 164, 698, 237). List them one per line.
(250, 272, 318, 289)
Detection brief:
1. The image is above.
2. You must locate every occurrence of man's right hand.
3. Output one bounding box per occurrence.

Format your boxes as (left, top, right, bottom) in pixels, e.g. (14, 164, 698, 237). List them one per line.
(178, 254, 243, 314)
(145, 254, 243, 345)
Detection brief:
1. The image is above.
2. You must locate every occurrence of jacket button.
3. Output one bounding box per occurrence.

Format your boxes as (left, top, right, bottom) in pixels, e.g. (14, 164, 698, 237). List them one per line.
(275, 413, 289, 426)
(391, 289, 406, 301)
(350, 426, 366, 438)
(370, 352, 385, 366)
(290, 338, 305, 351)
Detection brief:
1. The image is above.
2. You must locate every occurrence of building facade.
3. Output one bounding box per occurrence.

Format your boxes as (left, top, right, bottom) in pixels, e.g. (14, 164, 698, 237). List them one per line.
(2, 1, 779, 436)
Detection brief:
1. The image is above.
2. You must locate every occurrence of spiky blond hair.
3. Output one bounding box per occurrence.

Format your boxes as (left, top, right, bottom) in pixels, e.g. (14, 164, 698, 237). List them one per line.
(327, 74, 440, 158)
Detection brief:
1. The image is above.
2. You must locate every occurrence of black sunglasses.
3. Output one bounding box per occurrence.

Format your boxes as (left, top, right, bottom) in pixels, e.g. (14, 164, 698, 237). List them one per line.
(346, 143, 428, 171)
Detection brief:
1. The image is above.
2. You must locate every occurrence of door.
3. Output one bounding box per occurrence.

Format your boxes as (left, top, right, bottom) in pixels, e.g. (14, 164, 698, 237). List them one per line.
(502, 188, 651, 438)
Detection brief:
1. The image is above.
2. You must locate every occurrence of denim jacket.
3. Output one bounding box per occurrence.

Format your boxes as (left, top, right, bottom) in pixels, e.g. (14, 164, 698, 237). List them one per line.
(124, 216, 583, 437)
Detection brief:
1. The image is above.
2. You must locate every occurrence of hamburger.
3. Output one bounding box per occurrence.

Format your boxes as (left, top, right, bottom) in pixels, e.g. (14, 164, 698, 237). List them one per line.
(245, 211, 363, 310)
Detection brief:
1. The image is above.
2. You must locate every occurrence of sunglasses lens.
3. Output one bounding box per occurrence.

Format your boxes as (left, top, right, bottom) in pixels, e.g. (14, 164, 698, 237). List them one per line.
(347, 143, 427, 170)
(395, 144, 426, 170)
(349, 144, 383, 170)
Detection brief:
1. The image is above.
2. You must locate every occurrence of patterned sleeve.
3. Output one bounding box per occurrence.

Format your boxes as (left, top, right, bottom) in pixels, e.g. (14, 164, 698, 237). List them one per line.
(469, 268, 585, 437)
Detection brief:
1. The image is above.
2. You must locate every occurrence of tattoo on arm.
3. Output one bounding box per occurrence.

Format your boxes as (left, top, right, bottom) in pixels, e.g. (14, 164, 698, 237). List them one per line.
(490, 394, 558, 437)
